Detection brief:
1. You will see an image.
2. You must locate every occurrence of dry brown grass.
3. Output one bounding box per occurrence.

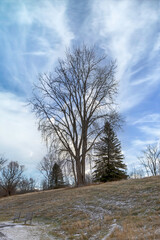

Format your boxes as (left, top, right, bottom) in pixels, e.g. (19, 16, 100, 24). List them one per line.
(0, 176, 160, 239)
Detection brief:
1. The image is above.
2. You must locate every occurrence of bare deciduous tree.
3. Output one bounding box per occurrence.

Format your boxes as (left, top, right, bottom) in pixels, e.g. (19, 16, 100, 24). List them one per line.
(30, 45, 118, 186)
(18, 177, 36, 193)
(129, 167, 144, 179)
(0, 161, 24, 196)
(0, 156, 7, 170)
(138, 144, 160, 176)
(58, 151, 77, 185)
(38, 152, 57, 189)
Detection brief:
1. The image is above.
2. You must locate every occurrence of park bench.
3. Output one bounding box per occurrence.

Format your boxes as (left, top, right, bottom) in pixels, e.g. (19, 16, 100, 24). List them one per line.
(22, 212, 33, 224)
(11, 212, 21, 222)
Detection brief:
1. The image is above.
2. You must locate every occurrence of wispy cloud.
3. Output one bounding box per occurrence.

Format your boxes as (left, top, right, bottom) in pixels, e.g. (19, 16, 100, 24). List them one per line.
(133, 113, 160, 125)
(0, 0, 75, 180)
(0, 0, 74, 95)
(132, 113, 160, 139)
(90, 0, 160, 112)
(138, 125, 160, 138)
(131, 139, 156, 147)
(0, 0, 159, 177)
(125, 112, 160, 169)
(0, 92, 46, 175)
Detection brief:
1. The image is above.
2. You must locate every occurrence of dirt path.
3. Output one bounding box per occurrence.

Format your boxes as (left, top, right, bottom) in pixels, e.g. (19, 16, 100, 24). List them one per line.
(0, 223, 16, 240)
(0, 222, 54, 240)
(0, 231, 10, 240)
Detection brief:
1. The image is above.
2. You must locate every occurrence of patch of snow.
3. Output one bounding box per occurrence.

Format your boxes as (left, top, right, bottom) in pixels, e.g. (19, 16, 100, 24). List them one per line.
(74, 202, 110, 220)
(97, 197, 135, 209)
(102, 222, 123, 240)
(155, 228, 160, 235)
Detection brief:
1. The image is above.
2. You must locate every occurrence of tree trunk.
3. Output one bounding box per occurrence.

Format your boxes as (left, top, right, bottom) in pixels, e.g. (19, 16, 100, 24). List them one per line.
(76, 158, 83, 186)
(71, 157, 77, 185)
(81, 114, 87, 185)
(8, 189, 11, 196)
(81, 138, 87, 184)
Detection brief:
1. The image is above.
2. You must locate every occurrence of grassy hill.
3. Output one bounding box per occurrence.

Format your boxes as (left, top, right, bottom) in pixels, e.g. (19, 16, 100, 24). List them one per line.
(0, 176, 160, 239)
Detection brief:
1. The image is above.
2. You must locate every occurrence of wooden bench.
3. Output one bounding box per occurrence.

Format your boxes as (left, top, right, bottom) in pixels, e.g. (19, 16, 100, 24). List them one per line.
(22, 212, 33, 224)
(11, 212, 21, 222)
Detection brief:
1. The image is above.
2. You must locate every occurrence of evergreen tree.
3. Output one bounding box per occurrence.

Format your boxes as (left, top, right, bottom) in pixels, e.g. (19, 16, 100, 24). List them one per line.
(93, 121, 127, 182)
(51, 163, 64, 188)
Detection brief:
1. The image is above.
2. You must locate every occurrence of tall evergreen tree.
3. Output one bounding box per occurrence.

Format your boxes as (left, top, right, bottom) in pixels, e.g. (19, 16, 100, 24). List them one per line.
(51, 163, 64, 188)
(93, 121, 127, 182)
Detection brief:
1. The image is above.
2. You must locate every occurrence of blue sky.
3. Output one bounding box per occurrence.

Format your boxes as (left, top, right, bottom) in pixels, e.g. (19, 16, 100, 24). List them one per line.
(0, 0, 160, 180)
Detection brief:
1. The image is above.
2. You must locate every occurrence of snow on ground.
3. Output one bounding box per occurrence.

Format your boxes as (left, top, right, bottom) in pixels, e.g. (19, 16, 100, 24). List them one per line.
(0, 222, 54, 240)
(74, 202, 110, 220)
(102, 222, 123, 240)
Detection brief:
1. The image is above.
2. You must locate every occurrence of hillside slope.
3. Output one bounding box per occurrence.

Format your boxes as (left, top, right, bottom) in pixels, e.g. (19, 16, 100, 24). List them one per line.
(0, 176, 160, 239)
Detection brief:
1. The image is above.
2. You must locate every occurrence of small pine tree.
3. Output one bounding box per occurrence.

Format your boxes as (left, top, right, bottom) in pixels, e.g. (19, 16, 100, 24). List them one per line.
(93, 121, 127, 182)
(51, 163, 64, 188)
